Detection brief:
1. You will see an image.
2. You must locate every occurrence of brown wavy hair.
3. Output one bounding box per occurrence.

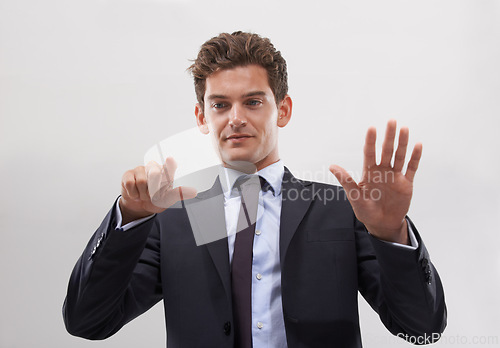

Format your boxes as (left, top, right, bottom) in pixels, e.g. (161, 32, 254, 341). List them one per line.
(188, 31, 288, 110)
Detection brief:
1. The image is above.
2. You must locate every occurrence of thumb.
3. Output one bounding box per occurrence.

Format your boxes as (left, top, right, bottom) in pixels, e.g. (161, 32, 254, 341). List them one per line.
(177, 186, 198, 201)
(151, 186, 198, 209)
(329, 164, 359, 193)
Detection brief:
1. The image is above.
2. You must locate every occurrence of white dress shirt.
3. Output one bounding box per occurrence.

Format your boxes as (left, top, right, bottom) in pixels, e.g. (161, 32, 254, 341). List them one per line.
(221, 161, 288, 347)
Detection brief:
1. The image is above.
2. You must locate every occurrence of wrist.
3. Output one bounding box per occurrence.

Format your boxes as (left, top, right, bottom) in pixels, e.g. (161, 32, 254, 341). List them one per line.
(119, 198, 153, 225)
(366, 219, 409, 245)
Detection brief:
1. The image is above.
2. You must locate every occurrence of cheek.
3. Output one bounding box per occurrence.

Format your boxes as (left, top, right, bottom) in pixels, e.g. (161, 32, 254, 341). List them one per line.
(206, 117, 225, 137)
(262, 119, 278, 140)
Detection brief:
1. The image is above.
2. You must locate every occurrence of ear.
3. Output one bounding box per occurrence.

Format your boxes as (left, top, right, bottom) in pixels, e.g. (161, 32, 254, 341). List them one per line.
(195, 103, 209, 134)
(277, 95, 292, 128)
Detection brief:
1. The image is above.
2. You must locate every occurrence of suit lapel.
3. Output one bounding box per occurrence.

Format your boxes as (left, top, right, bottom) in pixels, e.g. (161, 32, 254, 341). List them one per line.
(279, 167, 313, 267)
(184, 177, 232, 301)
(205, 237, 232, 301)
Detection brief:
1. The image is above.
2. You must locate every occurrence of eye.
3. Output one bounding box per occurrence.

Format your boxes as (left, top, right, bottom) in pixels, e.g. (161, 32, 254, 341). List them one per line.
(247, 99, 263, 106)
(212, 102, 227, 109)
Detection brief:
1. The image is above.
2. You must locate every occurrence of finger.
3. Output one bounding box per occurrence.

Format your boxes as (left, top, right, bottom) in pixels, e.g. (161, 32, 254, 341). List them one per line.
(380, 119, 397, 167)
(122, 170, 139, 200)
(405, 142, 423, 182)
(146, 161, 163, 199)
(162, 157, 178, 185)
(363, 127, 377, 170)
(134, 166, 149, 201)
(329, 164, 359, 195)
(393, 127, 409, 172)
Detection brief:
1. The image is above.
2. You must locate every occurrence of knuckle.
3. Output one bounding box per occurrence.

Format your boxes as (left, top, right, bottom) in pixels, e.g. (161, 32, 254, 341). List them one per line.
(136, 178, 147, 188)
(122, 170, 133, 181)
(124, 180, 136, 192)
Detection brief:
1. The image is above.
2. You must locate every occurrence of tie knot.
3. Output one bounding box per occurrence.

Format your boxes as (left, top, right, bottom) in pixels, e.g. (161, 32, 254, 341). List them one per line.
(234, 175, 274, 196)
(259, 176, 274, 194)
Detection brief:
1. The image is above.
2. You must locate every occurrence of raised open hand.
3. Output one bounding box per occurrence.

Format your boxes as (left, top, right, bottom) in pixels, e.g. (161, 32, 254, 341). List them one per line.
(329, 120, 422, 244)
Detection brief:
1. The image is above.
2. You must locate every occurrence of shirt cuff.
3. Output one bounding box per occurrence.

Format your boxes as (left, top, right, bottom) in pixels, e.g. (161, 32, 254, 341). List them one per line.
(369, 217, 419, 250)
(115, 197, 156, 231)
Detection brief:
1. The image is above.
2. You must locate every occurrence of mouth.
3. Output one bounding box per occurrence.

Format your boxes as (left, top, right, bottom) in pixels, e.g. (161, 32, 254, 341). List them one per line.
(226, 134, 253, 142)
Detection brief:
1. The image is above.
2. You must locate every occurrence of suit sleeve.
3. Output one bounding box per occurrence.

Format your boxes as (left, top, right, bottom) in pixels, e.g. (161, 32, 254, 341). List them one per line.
(356, 216, 447, 343)
(62, 198, 163, 340)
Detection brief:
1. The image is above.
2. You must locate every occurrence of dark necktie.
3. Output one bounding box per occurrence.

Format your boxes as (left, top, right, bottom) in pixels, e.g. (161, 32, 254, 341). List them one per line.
(231, 176, 272, 348)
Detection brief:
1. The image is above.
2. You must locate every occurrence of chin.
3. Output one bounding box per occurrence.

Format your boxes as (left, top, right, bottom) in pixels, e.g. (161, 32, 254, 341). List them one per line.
(221, 149, 254, 162)
(221, 154, 259, 171)
(223, 155, 257, 164)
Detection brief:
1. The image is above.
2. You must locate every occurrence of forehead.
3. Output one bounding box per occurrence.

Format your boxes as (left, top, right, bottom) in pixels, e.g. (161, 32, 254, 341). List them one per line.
(204, 65, 272, 98)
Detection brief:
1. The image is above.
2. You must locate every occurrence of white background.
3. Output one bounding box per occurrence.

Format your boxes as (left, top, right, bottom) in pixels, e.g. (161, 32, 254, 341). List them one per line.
(1, 0, 499, 347)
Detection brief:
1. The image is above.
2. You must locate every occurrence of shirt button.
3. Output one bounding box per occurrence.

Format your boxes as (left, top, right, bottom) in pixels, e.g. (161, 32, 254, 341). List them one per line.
(256, 273, 262, 280)
(255, 230, 261, 236)
(257, 322, 264, 329)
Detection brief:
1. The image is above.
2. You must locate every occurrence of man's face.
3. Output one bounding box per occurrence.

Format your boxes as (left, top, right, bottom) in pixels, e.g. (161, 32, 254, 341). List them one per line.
(195, 64, 292, 172)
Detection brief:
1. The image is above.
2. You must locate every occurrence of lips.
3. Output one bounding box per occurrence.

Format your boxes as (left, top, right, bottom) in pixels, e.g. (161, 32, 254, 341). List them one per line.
(226, 133, 253, 141)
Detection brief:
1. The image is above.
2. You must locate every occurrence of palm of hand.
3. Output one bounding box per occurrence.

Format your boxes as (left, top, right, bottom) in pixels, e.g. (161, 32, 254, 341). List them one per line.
(330, 120, 422, 242)
(354, 167, 413, 235)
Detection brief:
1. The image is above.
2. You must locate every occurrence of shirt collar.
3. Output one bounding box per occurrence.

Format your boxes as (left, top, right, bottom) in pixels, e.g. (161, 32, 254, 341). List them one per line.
(220, 160, 284, 199)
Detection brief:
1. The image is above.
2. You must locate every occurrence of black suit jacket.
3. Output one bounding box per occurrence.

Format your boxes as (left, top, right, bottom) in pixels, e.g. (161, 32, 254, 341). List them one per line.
(63, 168, 446, 347)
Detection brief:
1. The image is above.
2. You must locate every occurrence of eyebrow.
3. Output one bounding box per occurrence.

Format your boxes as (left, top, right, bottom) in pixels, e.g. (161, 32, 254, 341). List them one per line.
(242, 91, 266, 98)
(206, 91, 267, 101)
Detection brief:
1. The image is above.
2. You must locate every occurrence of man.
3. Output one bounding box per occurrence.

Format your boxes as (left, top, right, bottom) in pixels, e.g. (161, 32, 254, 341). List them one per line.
(63, 31, 446, 347)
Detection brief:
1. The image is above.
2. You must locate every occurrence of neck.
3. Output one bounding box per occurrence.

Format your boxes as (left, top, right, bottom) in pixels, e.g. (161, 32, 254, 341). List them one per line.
(222, 158, 281, 173)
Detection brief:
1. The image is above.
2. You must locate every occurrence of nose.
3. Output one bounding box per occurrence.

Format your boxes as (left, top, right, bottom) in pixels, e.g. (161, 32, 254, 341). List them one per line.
(228, 104, 247, 127)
